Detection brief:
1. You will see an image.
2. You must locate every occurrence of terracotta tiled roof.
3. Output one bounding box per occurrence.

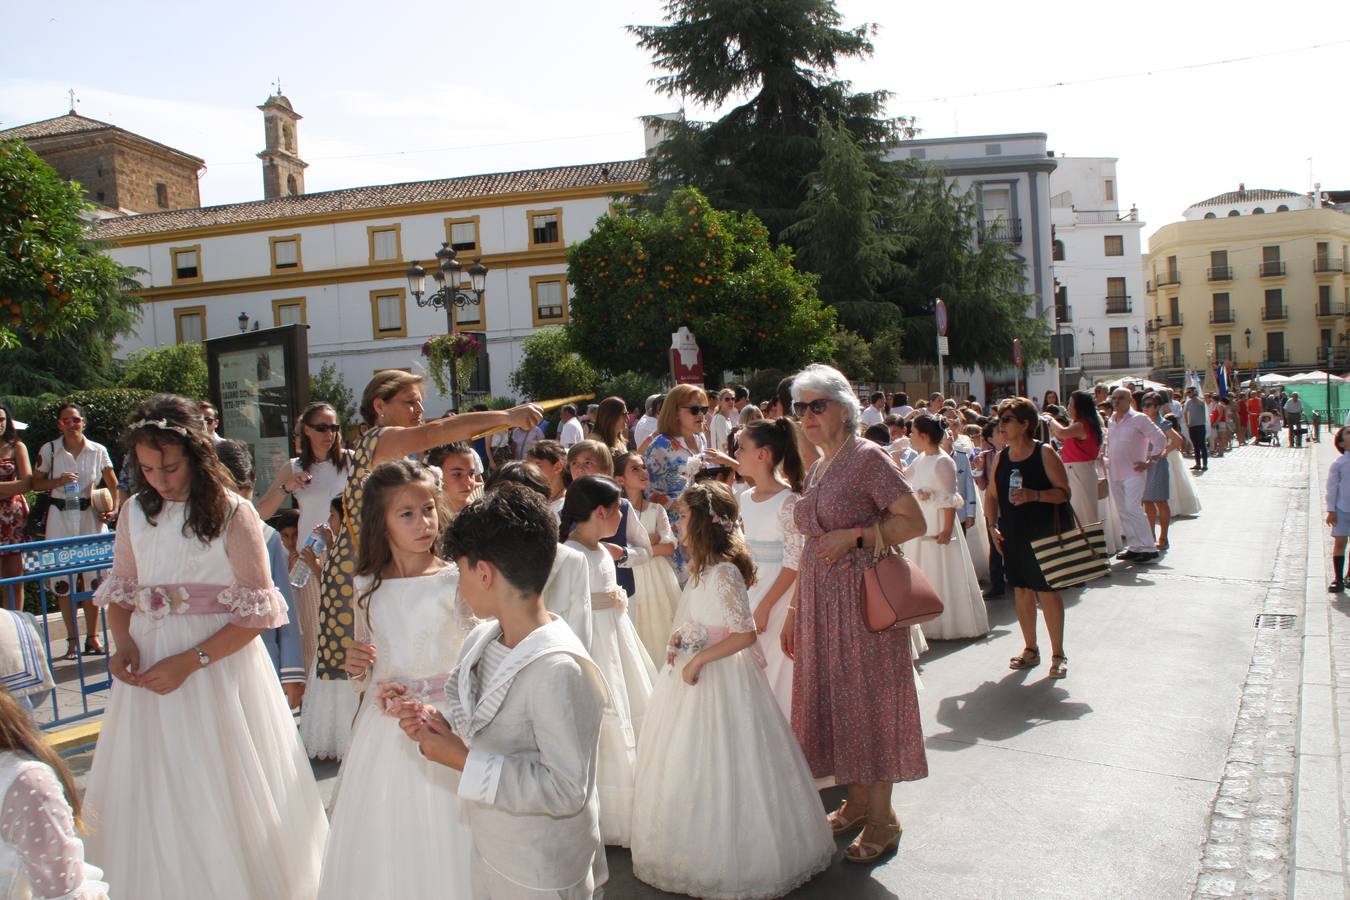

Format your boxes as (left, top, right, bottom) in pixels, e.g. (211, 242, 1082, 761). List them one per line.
(91, 158, 648, 239)
(0, 113, 118, 141)
(1190, 187, 1303, 208)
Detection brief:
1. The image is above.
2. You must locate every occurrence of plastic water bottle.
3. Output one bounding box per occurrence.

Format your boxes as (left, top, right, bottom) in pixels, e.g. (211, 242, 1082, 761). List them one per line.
(1008, 469, 1023, 494)
(288, 527, 327, 588)
(62, 478, 81, 528)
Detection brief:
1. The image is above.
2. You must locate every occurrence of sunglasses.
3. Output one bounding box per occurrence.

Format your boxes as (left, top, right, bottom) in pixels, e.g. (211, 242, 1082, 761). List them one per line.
(792, 399, 834, 417)
(202, 416, 217, 423)
(61, 417, 83, 425)
(998, 414, 1017, 424)
(684, 405, 710, 415)
(306, 423, 341, 433)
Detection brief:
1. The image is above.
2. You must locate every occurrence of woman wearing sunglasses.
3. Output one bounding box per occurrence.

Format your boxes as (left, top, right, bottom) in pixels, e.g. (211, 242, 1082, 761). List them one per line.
(256, 402, 355, 757)
(640, 383, 710, 585)
(30, 403, 119, 660)
(781, 364, 928, 865)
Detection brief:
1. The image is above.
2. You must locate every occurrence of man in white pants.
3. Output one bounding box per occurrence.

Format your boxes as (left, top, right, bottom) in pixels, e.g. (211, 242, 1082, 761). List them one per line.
(1104, 388, 1168, 563)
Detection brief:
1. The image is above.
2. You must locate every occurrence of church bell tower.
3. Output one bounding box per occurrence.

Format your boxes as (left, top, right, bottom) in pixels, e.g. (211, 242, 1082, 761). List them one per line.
(257, 87, 307, 199)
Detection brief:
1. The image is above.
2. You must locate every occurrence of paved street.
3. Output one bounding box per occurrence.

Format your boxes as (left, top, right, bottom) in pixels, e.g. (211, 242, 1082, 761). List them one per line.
(66, 439, 1349, 898)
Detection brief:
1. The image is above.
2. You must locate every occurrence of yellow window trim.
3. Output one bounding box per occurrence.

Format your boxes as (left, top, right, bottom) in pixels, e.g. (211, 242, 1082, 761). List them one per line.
(173, 304, 207, 344)
(367, 224, 403, 265)
(271, 296, 307, 327)
(369, 287, 408, 339)
(169, 244, 203, 285)
(268, 234, 303, 274)
(529, 273, 569, 327)
(526, 207, 564, 250)
(444, 215, 481, 254)
(452, 282, 485, 330)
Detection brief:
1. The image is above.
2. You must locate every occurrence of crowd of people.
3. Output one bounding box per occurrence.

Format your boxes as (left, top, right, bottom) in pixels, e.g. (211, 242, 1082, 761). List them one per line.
(0, 363, 1320, 900)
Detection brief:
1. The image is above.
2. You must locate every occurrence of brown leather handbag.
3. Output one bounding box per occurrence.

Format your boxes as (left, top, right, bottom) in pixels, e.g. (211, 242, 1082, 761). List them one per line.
(861, 522, 944, 632)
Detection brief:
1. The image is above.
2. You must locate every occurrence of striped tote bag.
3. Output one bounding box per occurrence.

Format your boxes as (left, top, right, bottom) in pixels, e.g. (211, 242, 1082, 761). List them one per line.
(1029, 506, 1109, 590)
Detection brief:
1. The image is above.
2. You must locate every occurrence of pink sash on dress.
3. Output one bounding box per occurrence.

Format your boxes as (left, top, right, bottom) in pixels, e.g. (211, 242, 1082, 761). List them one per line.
(94, 578, 288, 629)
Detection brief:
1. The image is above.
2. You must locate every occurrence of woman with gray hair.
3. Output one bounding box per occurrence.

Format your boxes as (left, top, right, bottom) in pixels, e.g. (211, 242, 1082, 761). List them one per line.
(782, 364, 929, 863)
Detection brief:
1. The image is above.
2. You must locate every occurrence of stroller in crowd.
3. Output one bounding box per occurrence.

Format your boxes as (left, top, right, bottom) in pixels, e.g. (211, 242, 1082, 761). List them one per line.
(1256, 411, 1282, 446)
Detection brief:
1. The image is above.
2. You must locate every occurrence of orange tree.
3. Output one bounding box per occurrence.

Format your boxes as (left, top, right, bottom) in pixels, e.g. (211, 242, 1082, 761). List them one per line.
(0, 140, 139, 394)
(566, 187, 834, 381)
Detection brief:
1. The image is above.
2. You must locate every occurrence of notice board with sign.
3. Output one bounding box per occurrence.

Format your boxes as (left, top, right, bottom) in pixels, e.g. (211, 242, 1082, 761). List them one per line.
(205, 324, 310, 494)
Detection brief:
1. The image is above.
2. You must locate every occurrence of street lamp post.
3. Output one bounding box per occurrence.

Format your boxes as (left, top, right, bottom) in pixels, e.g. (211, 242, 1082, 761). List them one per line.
(406, 242, 488, 412)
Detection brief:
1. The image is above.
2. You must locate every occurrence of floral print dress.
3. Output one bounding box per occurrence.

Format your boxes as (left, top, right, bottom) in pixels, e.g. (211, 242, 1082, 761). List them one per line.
(642, 432, 706, 585)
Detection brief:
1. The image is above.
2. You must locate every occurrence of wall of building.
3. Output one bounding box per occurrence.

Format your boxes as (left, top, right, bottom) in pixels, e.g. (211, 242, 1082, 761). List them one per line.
(30, 139, 200, 212)
(1146, 208, 1350, 373)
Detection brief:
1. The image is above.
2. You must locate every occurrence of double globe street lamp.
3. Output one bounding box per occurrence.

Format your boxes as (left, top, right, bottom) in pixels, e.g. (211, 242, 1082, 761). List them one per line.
(405, 242, 488, 412)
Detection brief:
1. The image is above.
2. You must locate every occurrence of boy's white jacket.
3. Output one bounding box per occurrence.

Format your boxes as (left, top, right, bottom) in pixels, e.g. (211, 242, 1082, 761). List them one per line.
(442, 615, 612, 892)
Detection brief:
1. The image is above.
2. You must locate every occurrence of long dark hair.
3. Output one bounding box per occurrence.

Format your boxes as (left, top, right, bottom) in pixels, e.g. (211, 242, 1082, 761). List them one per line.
(0, 402, 16, 446)
(355, 459, 448, 623)
(1069, 390, 1103, 444)
(741, 417, 805, 493)
(558, 475, 621, 543)
(592, 397, 629, 450)
(126, 394, 236, 543)
(0, 688, 84, 832)
(296, 402, 348, 473)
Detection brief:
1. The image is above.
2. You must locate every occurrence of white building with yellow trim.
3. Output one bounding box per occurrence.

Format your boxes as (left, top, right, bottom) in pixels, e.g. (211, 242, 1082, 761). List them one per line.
(1145, 186, 1350, 378)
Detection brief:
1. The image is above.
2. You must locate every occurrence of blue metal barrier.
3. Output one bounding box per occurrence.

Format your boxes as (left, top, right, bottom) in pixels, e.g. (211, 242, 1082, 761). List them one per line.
(0, 532, 115, 731)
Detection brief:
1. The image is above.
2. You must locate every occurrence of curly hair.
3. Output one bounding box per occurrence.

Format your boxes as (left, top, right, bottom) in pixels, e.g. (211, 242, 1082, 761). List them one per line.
(125, 394, 236, 543)
(678, 481, 755, 588)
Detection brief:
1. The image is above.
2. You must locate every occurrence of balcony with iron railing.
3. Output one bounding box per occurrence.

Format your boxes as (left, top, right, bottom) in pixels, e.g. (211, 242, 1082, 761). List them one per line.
(1054, 305, 1072, 324)
(1159, 312, 1184, 328)
(1315, 300, 1345, 318)
(1258, 350, 1292, 367)
(1314, 258, 1345, 274)
(1209, 309, 1236, 324)
(1154, 354, 1185, 369)
(1104, 295, 1132, 314)
(1207, 266, 1234, 282)
(1156, 272, 1181, 287)
(1145, 280, 1156, 294)
(1261, 304, 1288, 321)
(1079, 350, 1153, 370)
(1259, 260, 1286, 277)
(977, 218, 1023, 245)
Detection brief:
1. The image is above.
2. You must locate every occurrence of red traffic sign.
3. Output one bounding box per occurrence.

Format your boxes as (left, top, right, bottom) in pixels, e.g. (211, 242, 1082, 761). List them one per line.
(935, 298, 948, 337)
(1012, 338, 1023, 367)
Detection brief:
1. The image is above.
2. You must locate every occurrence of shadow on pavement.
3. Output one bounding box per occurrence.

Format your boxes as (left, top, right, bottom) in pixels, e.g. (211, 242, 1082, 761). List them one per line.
(925, 673, 1093, 749)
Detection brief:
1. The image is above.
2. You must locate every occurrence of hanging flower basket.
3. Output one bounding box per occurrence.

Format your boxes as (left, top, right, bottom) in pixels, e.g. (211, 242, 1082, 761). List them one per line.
(421, 332, 483, 396)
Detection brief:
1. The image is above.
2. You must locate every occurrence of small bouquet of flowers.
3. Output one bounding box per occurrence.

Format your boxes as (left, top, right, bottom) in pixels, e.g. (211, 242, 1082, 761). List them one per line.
(665, 621, 709, 660)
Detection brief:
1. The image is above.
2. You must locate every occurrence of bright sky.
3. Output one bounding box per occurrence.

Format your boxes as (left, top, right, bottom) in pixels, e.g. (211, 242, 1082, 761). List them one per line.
(2, 0, 1346, 245)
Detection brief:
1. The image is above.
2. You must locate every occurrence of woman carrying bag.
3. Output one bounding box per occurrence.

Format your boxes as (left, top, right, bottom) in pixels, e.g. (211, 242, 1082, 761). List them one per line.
(986, 397, 1073, 679)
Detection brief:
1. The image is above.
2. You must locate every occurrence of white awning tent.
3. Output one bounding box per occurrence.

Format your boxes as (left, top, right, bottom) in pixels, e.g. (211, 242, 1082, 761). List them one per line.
(1242, 373, 1291, 386)
(1104, 376, 1169, 392)
(1283, 371, 1346, 384)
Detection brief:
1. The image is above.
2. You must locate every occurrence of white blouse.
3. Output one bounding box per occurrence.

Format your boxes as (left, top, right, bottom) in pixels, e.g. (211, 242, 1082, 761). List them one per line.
(0, 753, 107, 899)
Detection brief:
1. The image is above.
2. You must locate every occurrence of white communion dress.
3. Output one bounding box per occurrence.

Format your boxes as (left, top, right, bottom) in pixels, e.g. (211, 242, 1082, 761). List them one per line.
(0, 752, 108, 899)
(565, 540, 656, 847)
(629, 503, 682, 665)
(317, 567, 475, 899)
(902, 451, 990, 641)
(737, 486, 802, 720)
(631, 562, 834, 900)
(1166, 448, 1204, 517)
(85, 494, 327, 900)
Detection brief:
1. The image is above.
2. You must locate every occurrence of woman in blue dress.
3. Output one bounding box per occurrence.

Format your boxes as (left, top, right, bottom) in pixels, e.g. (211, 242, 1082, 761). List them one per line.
(640, 384, 709, 585)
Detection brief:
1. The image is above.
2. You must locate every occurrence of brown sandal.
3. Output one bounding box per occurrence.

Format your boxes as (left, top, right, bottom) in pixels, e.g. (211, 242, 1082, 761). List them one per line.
(1009, 647, 1040, 670)
(844, 820, 903, 863)
(1049, 655, 1069, 679)
(827, 801, 868, 835)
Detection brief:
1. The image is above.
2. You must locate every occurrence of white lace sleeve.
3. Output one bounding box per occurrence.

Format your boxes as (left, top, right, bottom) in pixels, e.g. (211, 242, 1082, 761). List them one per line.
(92, 520, 137, 609)
(0, 764, 108, 899)
(652, 505, 676, 546)
(934, 455, 964, 509)
(713, 563, 755, 634)
(778, 493, 804, 571)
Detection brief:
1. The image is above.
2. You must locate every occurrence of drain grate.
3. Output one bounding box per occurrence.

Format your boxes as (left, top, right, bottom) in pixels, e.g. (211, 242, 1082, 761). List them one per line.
(1254, 614, 1297, 630)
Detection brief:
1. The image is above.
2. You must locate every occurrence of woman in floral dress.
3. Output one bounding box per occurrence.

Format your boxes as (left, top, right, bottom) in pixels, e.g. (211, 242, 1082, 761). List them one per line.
(782, 365, 929, 865)
(640, 383, 709, 586)
(0, 404, 31, 604)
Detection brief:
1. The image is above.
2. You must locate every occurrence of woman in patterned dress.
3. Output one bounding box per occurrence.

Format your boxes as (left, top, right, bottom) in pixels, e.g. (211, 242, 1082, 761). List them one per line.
(782, 364, 928, 865)
(639, 383, 708, 586)
(0, 404, 31, 603)
(313, 371, 542, 682)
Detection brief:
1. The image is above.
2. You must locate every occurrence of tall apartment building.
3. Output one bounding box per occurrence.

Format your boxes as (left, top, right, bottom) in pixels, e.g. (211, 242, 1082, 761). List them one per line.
(1047, 157, 1148, 383)
(1145, 186, 1350, 379)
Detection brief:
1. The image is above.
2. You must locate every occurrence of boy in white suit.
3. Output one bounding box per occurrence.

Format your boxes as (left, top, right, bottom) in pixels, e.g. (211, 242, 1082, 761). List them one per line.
(397, 485, 608, 899)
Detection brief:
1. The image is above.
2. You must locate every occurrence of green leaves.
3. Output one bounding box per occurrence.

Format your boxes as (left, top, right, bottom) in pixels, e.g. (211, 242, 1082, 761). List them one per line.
(566, 187, 834, 382)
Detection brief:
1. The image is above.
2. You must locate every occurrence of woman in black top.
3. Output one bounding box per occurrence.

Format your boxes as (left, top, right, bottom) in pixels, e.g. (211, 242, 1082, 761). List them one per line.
(985, 397, 1073, 678)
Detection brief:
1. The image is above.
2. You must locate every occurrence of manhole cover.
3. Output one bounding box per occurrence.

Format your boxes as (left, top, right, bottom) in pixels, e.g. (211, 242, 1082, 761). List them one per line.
(1254, 614, 1297, 629)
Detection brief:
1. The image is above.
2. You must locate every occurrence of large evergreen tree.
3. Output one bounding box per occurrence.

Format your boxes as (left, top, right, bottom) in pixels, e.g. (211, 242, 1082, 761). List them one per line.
(629, 0, 912, 236)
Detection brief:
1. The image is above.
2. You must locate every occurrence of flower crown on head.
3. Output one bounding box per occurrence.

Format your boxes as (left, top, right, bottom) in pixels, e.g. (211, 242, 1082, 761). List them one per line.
(128, 417, 193, 438)
(691, 488, 737, 535)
